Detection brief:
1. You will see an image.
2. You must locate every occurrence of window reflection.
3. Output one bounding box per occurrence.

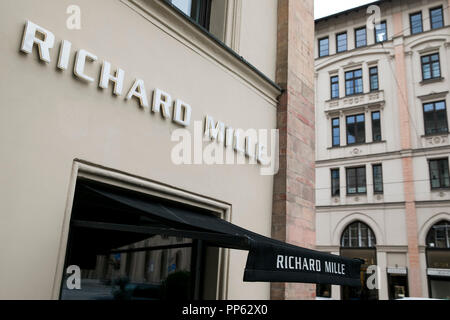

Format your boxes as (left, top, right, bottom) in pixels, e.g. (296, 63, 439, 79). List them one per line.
(61, 235, 193, 300)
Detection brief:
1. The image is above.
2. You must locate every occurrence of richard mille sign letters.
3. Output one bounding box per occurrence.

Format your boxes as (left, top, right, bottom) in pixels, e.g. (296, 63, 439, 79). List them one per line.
(20, 20, 269, 165)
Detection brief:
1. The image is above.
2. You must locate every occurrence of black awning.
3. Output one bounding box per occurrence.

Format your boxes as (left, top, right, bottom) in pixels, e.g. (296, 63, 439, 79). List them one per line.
(81, 184, 362, 287)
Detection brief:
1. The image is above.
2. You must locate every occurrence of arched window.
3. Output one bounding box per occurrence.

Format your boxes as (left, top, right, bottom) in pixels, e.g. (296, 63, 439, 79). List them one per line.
(426, 221, 450, 248)
(341, 221, 376, 248)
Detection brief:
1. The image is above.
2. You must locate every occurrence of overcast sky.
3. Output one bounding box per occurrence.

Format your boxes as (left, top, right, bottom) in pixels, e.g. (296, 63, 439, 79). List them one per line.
(315, 0, 376, 19)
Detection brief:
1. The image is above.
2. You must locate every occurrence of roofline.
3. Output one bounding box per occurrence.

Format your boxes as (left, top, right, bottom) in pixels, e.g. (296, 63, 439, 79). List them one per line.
(315, 0, 390, 24)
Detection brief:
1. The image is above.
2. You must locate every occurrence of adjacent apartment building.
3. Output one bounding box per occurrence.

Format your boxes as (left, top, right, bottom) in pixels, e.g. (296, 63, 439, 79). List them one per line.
(315, 0, 450, 300)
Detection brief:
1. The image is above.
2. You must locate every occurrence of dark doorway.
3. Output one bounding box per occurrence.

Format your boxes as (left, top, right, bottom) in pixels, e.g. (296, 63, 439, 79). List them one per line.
(387, 274, 409, 300)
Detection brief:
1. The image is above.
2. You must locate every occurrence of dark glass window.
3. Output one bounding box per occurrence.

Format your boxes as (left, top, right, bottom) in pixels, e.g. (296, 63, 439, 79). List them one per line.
(166, 0, 211, 30)
(345, 69, 363, 96)
(421, 53, 441, 80)
(410, 12, 423, 35)
(426, 221, 450, 249)
(332, 118, 340, 147)
(331, 169, 340, 197)
(331, 76, 339, 99)
(341, 222, 376, 248)
(373, 164, 383, 194)
(429, 159, 450, 189)
(346, 167, 367, 195)
(319, 37, 329, 57)
(372, 111, 382, 142)
(369, 67, 379, 91)
(346, 114, 365, 145)
(336, 32, 348, 53)
(423, 101, 448, 135)
(430, 7, 444, 29)
(375, 21, 387, 43)
(355, 27, 367, 48)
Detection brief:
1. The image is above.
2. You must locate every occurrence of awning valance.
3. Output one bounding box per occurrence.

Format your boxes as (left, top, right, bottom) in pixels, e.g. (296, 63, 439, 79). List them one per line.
(79, 184, 362, 287)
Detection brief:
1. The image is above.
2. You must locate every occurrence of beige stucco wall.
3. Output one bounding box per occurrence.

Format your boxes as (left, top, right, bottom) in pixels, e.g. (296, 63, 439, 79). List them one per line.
(0, 0, 279, 299)
(238, 0, 278, 81)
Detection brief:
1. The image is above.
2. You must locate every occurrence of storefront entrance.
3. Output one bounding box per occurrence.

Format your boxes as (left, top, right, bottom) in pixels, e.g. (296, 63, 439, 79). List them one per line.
(387, 273, 409, 300)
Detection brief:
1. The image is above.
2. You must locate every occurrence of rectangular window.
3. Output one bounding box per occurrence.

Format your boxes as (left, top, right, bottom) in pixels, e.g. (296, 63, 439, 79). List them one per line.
(430, 7, 444, 29)
(429, 159, 450, 189)
(369, 67, 379, 91)
(410, 12, 423, 35)
(345, 69, 363, 96)
(332, 118, 340, 147)
(346, 114, 365, 145)
(336, 32, 348, 53)
(167, 0, 211, 30)
(372, 111, 382, 142)
(421, 53, 441, 80)
(319, 37, 329, 57)
(346, 167, 367, 195)
(331, 76, 339, 99)
(331, 169, 340, 197)
(355, 27, 367, 48)
(375, 21, 388, 43)
(423, 101, 448, 135)
(373, 164, 383, 194)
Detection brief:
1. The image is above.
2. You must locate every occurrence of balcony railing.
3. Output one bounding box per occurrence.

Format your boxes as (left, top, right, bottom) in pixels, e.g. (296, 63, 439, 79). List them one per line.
(325, 90, 385, 112)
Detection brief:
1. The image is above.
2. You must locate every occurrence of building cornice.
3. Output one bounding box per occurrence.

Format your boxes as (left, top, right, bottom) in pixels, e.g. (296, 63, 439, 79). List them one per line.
(316, 202, 406, 212)
(122, 0, 281, 106)
(415, 200, 450, 208)
(376, 245, 408, 253)
(316, 145, 450, 167)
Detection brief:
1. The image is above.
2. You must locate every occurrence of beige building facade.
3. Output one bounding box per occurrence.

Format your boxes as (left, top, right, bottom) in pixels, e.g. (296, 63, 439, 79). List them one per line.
(315, 0, 450, 300)
(0, 0, 318, 300)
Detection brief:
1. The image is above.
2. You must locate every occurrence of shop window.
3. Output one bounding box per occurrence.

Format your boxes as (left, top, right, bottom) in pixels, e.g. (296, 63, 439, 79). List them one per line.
(355, 27, 367, 48)
(372, 164, 383, 194)
(59, 179, 221, 300)
(332, 118, 340, 147)
(331, 169, 340, 197)
(423, 101, 448, 135)
(319, 37, 329, 57)
(336, 32, 347, 53)
(369, 67, 379, 91)
(166, 0, 212, 30)
(421, 53, 441, 81)
(430, 6, 444, 30)
(341, 222, 378, 300)
(345, 69, 363, 96)
(372, 111, 382, 142)
(330, 76, 339, 99)
(346, 114, 365, 145)
(375, 21, 387, 43)
(346, 166, 367, 195)
(410, 12, 423, 35)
